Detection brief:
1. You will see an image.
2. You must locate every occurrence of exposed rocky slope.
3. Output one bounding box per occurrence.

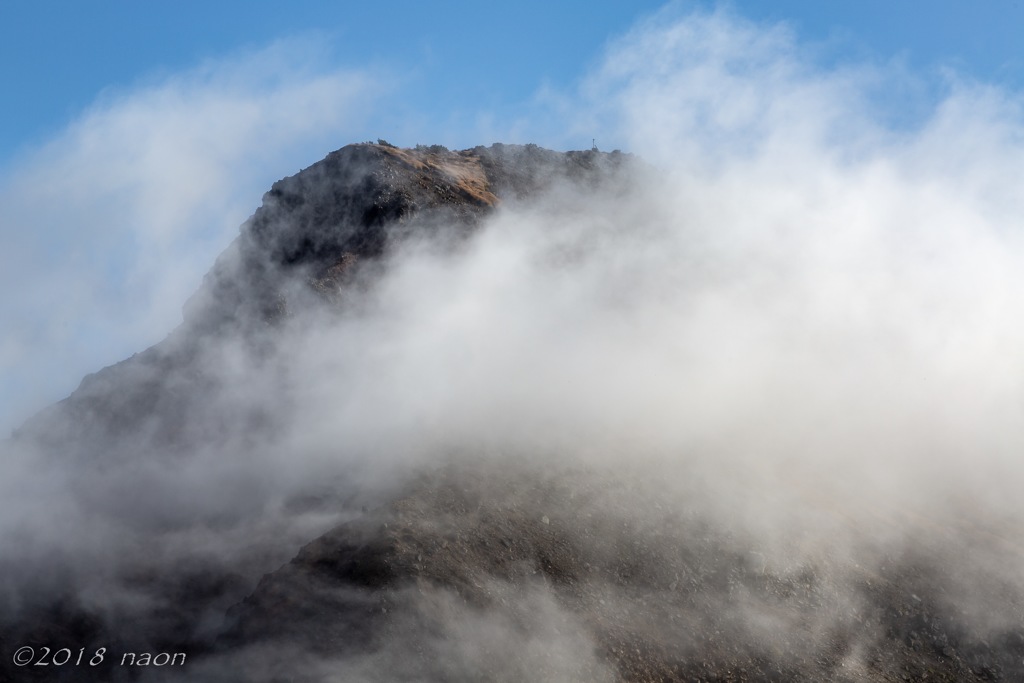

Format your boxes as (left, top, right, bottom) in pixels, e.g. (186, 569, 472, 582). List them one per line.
(211, 464, 1024, 683)
(3, 143, 1024, 682)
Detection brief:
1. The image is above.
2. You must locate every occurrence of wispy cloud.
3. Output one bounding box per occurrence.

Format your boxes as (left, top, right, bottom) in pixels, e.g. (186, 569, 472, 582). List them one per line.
(0, 38, 384, 432)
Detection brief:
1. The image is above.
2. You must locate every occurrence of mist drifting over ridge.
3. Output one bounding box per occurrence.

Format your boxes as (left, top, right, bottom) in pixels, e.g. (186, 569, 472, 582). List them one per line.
(4, 6, 1024, 682)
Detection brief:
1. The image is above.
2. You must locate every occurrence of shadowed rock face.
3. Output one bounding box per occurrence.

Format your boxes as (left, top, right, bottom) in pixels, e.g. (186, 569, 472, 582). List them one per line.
(3, 143, 1024, 683)
(184, 142, 628, 334)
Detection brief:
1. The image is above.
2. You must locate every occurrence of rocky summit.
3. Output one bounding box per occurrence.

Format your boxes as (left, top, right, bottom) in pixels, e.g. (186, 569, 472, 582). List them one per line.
(3, 143, 1024, 683)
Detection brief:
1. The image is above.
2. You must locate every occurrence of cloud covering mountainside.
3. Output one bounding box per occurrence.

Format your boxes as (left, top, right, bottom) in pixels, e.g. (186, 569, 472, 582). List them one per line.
(5, 8, 1024, 683)
(3, 139, 1024, 682)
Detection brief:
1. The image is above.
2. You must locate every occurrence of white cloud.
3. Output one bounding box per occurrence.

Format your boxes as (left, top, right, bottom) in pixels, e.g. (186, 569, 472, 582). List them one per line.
(0, 38, 384, 432)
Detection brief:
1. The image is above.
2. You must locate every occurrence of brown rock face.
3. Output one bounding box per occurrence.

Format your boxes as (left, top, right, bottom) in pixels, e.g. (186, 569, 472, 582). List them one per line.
(183, 142, 630, 334)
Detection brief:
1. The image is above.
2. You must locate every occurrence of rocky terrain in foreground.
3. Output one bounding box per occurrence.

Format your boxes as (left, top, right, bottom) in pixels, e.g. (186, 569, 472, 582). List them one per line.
(2, 142, 1023, 682)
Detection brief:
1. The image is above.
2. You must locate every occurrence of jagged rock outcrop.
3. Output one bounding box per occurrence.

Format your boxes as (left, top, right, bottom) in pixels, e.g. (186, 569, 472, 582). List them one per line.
(185, 142, 631, 333)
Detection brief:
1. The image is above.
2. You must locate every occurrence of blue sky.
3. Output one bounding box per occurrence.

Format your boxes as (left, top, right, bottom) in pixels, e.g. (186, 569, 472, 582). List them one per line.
(4, 1, 1024, 161)
(1, 0, 665, 160)
(3, 0, 1024, 433)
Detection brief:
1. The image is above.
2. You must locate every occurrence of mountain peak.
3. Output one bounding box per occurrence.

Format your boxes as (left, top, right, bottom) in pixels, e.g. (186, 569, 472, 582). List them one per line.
(182, 142, 635, 333)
